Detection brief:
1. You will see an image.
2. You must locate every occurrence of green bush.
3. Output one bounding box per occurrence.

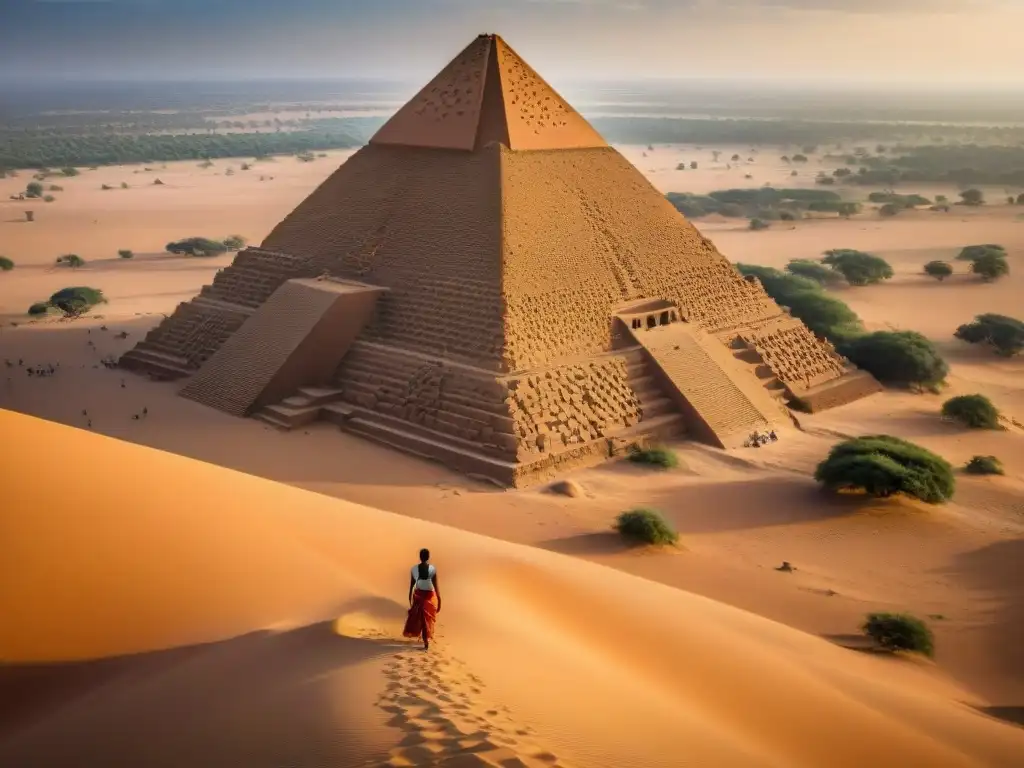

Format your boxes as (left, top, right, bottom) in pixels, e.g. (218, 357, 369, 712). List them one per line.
(838, 331, 947, 389)
(862, 613, 934, 657)
(955, 314, 1024, 357)
(614, 508, 678, 546)
(0, 256, 13, 272)
(814, 435, 955, 503)
(118, 249, 134, 259)
(970, 252, 1009, 281)
(43, 194, 55, 203)
(779, 210, 797, 221)
(786, 259, 846, 286)
(48, 184, 63, 191)
(879, 203, 901, 217)
(923, 260, 953, 281)
(736, 263, 862, 342)
(941, 394, 1001, 429)
(959, 188, 984, 206)
(748, 217, 770, 231)
(822, 249, 894, 286)
(61, 167, 80, 177)
(25, 181, 43, 198)
(627, 445, 679, 469)
(165, 237, 228, 257)
(48, 286, 107, 317)
(956, 244, 1005, 262)
(222, 234, 247, 251)
(964, 455, 1004, 475)
(55, 254, 85, 268)
(27, 302, 53, 316)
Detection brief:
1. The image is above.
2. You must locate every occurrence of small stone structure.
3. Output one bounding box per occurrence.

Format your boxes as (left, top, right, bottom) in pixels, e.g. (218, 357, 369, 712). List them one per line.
(119, 33, 880, 486)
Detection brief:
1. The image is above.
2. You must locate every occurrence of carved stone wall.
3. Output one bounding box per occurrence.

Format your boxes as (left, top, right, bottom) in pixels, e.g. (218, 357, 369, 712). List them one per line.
(737, 317, 848, 391)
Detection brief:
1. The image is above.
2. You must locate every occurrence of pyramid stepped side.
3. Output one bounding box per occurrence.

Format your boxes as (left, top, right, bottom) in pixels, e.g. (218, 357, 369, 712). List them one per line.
(261, 145, 507, 370)
(499, 146, 783, 371)
(119, 248, 317, 378)
(629, 322, 780, 448)
(179, 279, 383, 417)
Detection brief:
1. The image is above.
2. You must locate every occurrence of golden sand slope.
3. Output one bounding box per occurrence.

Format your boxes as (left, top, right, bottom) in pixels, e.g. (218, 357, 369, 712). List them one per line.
(1, 408, 1023, 768)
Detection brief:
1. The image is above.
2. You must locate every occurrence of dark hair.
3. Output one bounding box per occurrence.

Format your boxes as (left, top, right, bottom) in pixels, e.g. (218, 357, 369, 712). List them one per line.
(417, 548, 431, 581)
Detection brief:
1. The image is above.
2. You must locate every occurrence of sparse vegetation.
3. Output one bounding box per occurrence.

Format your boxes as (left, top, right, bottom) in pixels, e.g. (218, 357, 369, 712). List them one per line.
(735, 264, 862, 342)
(941, 394, 1001, 429)
(101, 184, 113, 191)
(614, 508, 678, 546)
(61, 167, 79, 176)
(822, 249, 894, 286)
(296, 151, 316, 162)
(222, 234, 247, 251)
(25, 181, 43, 198)
(959, 188, 984, 206)
(165, 237, 228, 258)
(838, 331, 948, 390)
(923, 260, 953, 281)
(55, 254, 85, 268)
(957, 244, 1006, 262)
(27, 301, 53, 316)
(627, 445, 679, 469)
(666, 187, 842, 220)
(878, 203, 901, 217)
(43, 194, 55, 203)
(964, 455, 1004, 476)
(118, 249, 134, 259)
(48, 184, 63, 192)
(867, 192, 931, 208)
(862, 613, 935, 657)
(120, 181, 129, 189)
(970, 251, 1009, 281)
(748, 217, 770, 231)
(814, 435, 955, 504)
(0, 256, 14, 271)
(954, 314, 1024, 357)
(785, 259, 845, 286)
(47, 286, 107, 317)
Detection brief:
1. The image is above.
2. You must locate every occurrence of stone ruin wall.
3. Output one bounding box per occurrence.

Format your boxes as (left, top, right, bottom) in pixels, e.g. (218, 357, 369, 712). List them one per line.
(333, 342, 648, 474)
(733, 315, 849, 391)
(261, 145, 507, 371)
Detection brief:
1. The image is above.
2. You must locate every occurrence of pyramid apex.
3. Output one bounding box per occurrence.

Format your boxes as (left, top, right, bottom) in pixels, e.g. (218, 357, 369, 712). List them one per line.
(370, 34, 606, 152)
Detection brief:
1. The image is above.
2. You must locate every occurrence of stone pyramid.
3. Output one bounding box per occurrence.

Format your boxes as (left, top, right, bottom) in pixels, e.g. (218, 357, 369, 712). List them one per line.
(120, 33, 880, 486)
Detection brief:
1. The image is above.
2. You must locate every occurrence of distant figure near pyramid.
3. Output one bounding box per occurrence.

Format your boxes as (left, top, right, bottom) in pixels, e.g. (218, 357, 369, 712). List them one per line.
(120, 33, 880, 486)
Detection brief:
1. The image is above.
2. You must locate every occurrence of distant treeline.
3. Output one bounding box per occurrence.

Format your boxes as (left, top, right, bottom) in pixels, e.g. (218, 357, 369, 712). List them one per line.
(0, 126, 368, 169)
(589, 117, 1024, 149)
(665, 188, 855, 219)
(845, 144, 1024, 187)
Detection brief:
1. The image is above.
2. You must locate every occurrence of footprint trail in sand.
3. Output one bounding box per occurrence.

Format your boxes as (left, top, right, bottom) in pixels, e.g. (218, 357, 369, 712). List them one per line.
(368, 639, 572, 768)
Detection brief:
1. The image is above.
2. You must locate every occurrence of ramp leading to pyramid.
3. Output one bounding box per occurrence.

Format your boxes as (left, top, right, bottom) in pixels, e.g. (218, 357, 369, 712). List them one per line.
(628, 321, 784, 448)
(179, 279, 385, 416)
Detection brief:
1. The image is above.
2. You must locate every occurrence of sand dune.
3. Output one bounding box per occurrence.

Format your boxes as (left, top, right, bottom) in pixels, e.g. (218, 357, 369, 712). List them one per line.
(2, 408, 1024, 767)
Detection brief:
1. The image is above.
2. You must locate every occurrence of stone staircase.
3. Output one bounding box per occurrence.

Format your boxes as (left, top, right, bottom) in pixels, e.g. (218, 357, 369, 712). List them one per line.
(617, 347, 687, 445)
(628, 322, 783, 448)
(254, 386, 349, 430)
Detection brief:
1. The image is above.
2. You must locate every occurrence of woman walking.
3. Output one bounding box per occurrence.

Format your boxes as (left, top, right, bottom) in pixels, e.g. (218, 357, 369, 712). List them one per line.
(403, 548, 441, 650)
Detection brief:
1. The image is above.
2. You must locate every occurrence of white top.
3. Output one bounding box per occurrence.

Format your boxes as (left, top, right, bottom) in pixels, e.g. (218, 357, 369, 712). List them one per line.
(411, 563, 436, 591)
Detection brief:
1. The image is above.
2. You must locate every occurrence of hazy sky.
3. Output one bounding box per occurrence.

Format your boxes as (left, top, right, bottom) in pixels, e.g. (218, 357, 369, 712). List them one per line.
(3, 0, 1024, 85)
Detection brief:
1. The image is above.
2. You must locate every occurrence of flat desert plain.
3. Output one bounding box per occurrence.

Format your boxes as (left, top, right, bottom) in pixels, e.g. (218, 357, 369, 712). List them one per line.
(2, 145, 1023, 766)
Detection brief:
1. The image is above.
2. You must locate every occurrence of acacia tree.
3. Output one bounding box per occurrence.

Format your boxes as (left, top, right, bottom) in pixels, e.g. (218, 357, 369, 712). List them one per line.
(923, 260, 953, 281)
(971, 251, 1009, 281)
(822, 249, 894, 285)
(959, 188, 984, 206)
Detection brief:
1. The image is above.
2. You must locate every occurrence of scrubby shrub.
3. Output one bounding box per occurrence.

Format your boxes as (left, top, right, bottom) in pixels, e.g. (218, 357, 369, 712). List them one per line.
(614, 508, 678, 546)
(101, 184, 113, 191)
(786, 259, 845, 286)
(118, 249, 134, 259)
(48, 184, 63, 192)
(61, 167, 79, 177)
(749, 217, 770, 231)
(120, 182, 129, 189)
(296, 151, 316, 162)
(43, 194, 55, 203)
(736, 264, 862, 342)
(959, 188, 984, 206)
(222, 234, 247, 251)
(165, 237, 228, 257)
(971, 252, 1009, 281)
(27, 302, 52, 316)
(822, 249, 894, 286)
(25, 181, 43, 198)
(964, 455, 1004, 475)
(942, 394, 1001, 429)
(879, 203, 901, 217)
(838, 331, 948, 389)
(814, 435, 955, 503)
(0, 256, 13, 271)
(956, 244, 1005, 262)
(779, 210, 797, 221)
(923, 260, 953, 281)
(862, 613, 934, 657)
(627, 445, 679, 469)
(48, 286, 106, 317)
(955, 314, 1024, 357)
(55, 254, 85, 268)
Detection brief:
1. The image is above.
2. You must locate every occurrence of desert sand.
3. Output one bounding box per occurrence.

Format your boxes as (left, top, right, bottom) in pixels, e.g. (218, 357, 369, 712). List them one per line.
(3, 408, 1024, 767)
(2, 144, 1024, 764)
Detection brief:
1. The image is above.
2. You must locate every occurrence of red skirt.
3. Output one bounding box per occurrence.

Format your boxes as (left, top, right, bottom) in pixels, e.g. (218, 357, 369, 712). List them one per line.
(403, 589, 438, 640)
